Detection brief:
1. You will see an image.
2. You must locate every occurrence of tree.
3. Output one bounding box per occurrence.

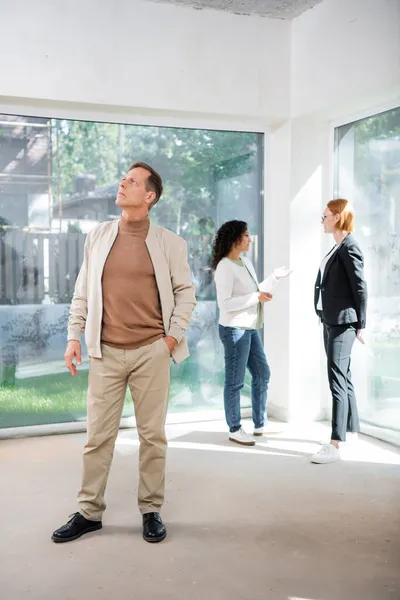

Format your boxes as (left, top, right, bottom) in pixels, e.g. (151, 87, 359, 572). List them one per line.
(51, 119, 261, 237)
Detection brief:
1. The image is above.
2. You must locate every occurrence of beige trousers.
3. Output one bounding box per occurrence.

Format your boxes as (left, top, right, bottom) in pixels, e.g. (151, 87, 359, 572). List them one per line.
(77, 338, 171, 520)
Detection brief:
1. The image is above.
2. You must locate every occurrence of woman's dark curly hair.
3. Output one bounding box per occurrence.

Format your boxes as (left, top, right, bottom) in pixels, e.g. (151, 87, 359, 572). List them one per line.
(211, 220, 248, 270)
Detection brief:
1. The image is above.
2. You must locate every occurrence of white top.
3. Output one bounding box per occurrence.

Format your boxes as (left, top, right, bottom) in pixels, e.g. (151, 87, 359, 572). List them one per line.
(214, 257, 278, 329)
(317, 245, 339, 310)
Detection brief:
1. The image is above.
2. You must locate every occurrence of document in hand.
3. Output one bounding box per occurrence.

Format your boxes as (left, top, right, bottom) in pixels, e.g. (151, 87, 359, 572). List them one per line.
(258, 274, 278, 294)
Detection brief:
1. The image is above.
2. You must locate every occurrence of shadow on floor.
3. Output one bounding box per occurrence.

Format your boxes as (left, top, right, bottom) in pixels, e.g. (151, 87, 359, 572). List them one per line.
(168, 430, 315, 458)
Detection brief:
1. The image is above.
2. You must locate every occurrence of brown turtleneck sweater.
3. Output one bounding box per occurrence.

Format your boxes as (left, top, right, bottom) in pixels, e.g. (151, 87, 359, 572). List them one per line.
(101, 216, 165, 350)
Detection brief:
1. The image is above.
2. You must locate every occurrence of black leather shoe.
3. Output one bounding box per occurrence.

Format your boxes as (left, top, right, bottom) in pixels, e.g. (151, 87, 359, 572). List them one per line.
(142, 512, 167, 543)
(51, 512, 102, 543)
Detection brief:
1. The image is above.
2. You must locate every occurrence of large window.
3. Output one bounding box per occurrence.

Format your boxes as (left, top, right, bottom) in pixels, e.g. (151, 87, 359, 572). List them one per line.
(334, 106, 400, 433)
(0, 114, 263, 428)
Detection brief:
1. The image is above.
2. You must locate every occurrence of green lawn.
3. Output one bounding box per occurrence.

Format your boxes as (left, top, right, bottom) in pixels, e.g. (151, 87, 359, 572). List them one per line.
(1, 371, 90, 427)
(0, 364, 229, 428)
(2, 341, 398, 429)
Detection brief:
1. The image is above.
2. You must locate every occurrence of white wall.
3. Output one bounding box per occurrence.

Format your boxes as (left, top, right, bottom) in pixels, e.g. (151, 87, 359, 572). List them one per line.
(291, 0, 400, 119)
(263, 123, 292, 421)
(265, 0, 400, 423)
(265, 117, 331, 422)
(0, 0, 291, 124)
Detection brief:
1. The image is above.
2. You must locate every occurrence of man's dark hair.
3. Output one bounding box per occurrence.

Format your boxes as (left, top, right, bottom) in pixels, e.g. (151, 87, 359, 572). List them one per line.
(129, 162, 163, 208)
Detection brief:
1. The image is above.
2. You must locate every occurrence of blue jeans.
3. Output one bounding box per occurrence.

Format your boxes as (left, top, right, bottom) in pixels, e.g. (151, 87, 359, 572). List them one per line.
(219, 325, 270, 433)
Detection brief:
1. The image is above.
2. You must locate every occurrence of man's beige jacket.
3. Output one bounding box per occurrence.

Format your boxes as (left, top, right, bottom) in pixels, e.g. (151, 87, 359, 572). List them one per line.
(68, 219, 196, 363)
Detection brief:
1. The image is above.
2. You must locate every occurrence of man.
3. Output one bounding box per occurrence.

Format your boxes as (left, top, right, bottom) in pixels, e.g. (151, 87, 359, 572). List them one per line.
(52, 162, 196, 544)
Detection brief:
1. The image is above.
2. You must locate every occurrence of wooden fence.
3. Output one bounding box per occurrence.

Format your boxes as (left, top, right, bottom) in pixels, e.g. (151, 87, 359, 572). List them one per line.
(0, 229, 260, 305)
(0, 231, 86, 305)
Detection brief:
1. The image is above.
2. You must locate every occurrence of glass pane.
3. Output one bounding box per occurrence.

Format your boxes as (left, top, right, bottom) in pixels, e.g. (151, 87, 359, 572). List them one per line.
(0, 115, 263, 427)
(334, 107, 400, 433)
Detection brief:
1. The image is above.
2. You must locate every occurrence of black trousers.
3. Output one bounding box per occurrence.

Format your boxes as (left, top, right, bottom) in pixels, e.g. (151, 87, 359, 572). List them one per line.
(323, 322, 360, 442)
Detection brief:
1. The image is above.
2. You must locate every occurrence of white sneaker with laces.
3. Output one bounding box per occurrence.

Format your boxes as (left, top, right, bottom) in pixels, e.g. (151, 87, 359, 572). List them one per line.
(229, 427, 256, 446)
(311, 443, 341, 464)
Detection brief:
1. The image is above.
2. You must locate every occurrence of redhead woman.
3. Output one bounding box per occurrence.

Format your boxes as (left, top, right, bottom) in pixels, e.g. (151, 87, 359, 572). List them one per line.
(312, 199, 367, 464)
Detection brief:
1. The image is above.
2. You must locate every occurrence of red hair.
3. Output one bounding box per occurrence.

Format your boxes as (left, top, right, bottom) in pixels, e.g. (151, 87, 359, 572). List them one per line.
(327, 199, 355, 232)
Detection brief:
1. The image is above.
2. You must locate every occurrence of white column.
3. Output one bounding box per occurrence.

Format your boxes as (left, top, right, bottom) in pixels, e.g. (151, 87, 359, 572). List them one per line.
(265, 117, 332, 423)
(288, 116, 330, 422)
(264, 121, 291, 421)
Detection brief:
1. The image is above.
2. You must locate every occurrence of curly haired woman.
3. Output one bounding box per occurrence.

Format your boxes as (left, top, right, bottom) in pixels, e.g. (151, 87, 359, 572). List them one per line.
(212, 220, 290, 446)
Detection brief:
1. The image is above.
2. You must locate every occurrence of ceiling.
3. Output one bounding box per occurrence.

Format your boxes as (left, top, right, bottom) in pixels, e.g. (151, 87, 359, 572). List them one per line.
(145, 0, 323, 19)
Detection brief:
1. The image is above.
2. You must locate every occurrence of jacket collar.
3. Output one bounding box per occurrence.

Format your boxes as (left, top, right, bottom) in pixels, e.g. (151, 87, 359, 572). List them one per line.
(339, 232, 353, 247)
(321, 233, 352, 284)
(242, 257, 259, 285)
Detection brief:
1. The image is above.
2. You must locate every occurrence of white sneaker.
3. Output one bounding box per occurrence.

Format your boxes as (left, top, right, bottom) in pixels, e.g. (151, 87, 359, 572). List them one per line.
(311, 443, 341, 464)
(229, 427, 256, 446)
(253, 427, 264, 437)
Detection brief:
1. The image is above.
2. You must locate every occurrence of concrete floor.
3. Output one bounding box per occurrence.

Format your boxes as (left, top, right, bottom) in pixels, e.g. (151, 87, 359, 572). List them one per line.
(0, 419, 399, 600)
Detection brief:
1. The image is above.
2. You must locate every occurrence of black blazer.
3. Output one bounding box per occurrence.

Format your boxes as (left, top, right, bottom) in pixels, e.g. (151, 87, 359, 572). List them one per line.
(314, 234, 367, 329)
